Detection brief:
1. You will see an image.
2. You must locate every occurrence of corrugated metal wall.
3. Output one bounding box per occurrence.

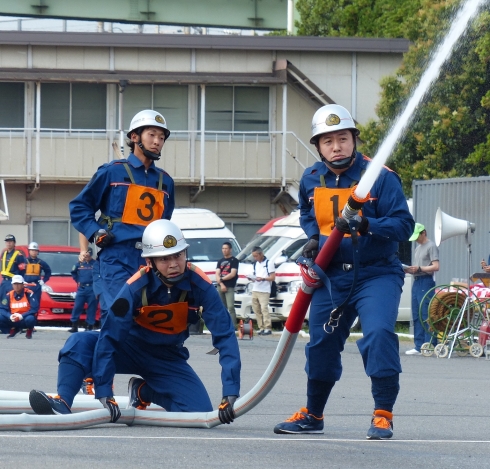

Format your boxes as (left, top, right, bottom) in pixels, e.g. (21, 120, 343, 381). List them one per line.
(413, 176, 490, 285)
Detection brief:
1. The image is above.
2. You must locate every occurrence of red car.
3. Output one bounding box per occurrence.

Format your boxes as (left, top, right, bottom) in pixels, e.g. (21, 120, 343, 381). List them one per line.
(1, 245, 100, 323)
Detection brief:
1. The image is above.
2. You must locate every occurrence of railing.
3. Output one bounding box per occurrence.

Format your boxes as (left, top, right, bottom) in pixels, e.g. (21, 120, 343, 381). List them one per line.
(0, 128, 319, 187)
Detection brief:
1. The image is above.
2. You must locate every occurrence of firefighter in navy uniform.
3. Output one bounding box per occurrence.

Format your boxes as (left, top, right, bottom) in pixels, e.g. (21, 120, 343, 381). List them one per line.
(273, 104, 414, 440)
(24, 242, 51, 305)
(0, 275, 38, 339)
(69, 110, 175, 325)
(29, 220, 241, 426)
(70, 247, 97, 333)
(0, 234, 26, 299)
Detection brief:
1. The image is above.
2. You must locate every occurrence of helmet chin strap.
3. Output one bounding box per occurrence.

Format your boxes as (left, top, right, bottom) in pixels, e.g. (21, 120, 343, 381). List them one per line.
(137, 142, 161, 161)
(150, 259, 186, 285)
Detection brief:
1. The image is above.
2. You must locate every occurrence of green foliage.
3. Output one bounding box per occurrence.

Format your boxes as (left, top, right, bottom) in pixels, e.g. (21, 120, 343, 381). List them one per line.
(295, 0, 425, 39)
(296, 0, 490, 195)
(356, 2, 490, 194)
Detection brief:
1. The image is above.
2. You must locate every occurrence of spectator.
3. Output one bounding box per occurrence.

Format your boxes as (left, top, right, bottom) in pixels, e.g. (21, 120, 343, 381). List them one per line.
(0, 234, 26, 299)
(24, 242, 52, 305)
(480, 257, 490, 274)
(70, 247, 97, 333)
(404, 223, 440, 355)
(0, 275, 38, 339)
(249, 246, 275, 336)
(215, 241, 239, 326)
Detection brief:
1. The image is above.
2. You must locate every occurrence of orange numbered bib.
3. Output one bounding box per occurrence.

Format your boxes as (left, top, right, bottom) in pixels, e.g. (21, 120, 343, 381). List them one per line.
(121, 184, 165, 227)
(26, 262, 41, 276)
(314, 187, 361, 237)
(134, 301, 189, 334)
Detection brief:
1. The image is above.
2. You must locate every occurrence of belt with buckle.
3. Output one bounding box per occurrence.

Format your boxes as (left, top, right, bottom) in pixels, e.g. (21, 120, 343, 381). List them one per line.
(80, 283, 93, 287)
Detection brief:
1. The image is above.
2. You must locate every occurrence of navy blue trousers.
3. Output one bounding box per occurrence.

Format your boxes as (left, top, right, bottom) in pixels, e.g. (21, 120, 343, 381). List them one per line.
(411, 275, 436, 350)
(58, 331, 213, 412)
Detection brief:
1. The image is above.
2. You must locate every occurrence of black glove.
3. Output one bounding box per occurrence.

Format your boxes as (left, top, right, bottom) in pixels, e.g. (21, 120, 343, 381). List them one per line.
(99, 396, 121, 423)
(218, 395, 237, 424)
(335, 215, 369, 235)
(94, 229, 115, 248)
(302, 237, 319, 259)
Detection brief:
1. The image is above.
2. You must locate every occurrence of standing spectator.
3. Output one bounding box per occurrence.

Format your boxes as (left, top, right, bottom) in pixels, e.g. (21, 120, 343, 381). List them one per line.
(0, 235, 26, 298)
(215, 242, 239, 326)
(249, 246, 275, 336)
(69, 110, 175, 324)
(404, 223, 440, 355)
(0, 275, 38, 339)
(24, 242, 52, 305)
(70, 247, 97, 333)
(273, 104, 414, 439)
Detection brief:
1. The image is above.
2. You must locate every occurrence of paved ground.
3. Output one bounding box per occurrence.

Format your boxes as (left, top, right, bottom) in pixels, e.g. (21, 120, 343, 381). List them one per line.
(0, 328, 489, 468)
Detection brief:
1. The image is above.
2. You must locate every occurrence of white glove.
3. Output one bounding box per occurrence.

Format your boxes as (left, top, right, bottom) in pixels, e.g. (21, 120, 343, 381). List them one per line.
(10, 313, 22, 322)
(38, 279, 44, 286)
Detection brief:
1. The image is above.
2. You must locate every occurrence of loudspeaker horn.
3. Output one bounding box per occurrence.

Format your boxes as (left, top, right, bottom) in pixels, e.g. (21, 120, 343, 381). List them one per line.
(434, 207, 475, 247)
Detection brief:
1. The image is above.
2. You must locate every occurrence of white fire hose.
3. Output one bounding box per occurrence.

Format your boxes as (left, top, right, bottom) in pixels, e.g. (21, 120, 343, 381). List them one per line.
(0, 330, 299, 431)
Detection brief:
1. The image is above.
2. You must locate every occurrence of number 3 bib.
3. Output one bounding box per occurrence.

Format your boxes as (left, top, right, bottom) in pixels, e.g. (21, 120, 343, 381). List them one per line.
(121, 184, 164, 227)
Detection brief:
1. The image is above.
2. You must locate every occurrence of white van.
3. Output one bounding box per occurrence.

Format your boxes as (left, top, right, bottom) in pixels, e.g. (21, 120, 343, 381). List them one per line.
(236, 200, 413, 324)
(234, 210, 307, 321)
(172, 208, 241, 282)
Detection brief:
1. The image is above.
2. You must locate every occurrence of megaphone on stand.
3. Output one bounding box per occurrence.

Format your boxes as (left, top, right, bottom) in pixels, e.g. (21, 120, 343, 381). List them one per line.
(434, 207, 475, 247)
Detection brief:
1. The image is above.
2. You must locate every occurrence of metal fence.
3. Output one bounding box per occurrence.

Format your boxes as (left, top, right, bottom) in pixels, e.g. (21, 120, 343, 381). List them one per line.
(412, 176, 490, 285)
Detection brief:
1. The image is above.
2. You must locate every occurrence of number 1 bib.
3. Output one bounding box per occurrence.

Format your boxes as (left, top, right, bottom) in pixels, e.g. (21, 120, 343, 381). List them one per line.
(314, 186, 361, 237)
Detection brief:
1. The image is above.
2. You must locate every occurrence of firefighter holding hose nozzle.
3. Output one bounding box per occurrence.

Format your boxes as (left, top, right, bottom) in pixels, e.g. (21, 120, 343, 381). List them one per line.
(274, 104, 414, 440)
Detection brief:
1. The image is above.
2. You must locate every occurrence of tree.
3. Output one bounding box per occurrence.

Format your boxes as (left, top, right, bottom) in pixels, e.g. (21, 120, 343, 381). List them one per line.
(357, 2, 490, 194)
(295, 0, 424, 40)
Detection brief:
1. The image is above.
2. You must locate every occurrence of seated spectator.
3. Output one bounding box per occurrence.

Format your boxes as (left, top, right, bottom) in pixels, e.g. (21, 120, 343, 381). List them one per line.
(0, 275, 38, 339)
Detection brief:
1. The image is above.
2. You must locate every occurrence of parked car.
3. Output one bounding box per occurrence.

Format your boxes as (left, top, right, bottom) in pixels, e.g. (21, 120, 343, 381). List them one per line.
(0, 245, 100, 323)
(234, 210, 307, 322)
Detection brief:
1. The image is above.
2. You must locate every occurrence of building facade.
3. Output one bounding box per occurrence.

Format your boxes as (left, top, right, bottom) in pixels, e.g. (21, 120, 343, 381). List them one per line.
(0, 31, 409, 246)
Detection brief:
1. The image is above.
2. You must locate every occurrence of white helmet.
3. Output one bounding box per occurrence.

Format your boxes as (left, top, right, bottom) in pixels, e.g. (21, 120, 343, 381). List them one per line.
(28, 242, 39, 251)
(127, 110, 170, 140)
(310, 104, 359, 144)
(142, 220, 189, 258)
(11, 275, 24, 284)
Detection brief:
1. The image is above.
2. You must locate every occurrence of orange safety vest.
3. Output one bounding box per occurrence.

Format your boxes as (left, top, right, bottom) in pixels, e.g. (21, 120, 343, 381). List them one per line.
(8, 289, 32, 314)
(25, 260, 42, 276)
(1, 250, 20, 277)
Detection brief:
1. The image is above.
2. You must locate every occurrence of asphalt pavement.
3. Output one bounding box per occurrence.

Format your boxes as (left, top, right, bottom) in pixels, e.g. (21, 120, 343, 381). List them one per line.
(0, 328, 489, 468)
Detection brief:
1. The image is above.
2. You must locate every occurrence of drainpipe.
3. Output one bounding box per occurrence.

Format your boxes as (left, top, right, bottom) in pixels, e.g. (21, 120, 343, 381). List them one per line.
(191, 84, 205, 202)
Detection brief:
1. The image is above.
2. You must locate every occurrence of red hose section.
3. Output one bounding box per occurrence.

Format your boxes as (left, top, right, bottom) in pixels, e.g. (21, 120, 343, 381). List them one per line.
(284, 228, 345, 333)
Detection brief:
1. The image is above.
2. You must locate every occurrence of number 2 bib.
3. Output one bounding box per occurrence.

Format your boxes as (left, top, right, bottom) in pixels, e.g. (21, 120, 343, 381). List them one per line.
(135, 301, 189, 334)
(121, 184, 165, 227)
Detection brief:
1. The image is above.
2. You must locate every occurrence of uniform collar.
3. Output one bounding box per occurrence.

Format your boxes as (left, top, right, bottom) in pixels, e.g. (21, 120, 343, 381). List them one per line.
(312, 152, 366, 180)
(148, 268, 192, 293)
(128, 153, 156, 171)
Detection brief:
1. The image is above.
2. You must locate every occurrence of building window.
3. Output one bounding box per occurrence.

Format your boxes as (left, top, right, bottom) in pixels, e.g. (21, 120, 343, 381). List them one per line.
(40, 83, 107, 130)
(32, 220, 79, 247)
(199, 86, 269, 132)
(122, 84, 188, 132)
(0, 82, 24, 129)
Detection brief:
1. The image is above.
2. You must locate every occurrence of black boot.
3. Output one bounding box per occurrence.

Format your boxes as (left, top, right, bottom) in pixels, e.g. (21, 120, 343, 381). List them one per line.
(86, 324, 94, 331)
(68, 322, 78, 333)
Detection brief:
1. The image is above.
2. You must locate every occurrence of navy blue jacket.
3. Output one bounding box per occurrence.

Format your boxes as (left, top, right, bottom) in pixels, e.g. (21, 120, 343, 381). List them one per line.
(93, 264, 241, 398)
(71, 259, 96, 286)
